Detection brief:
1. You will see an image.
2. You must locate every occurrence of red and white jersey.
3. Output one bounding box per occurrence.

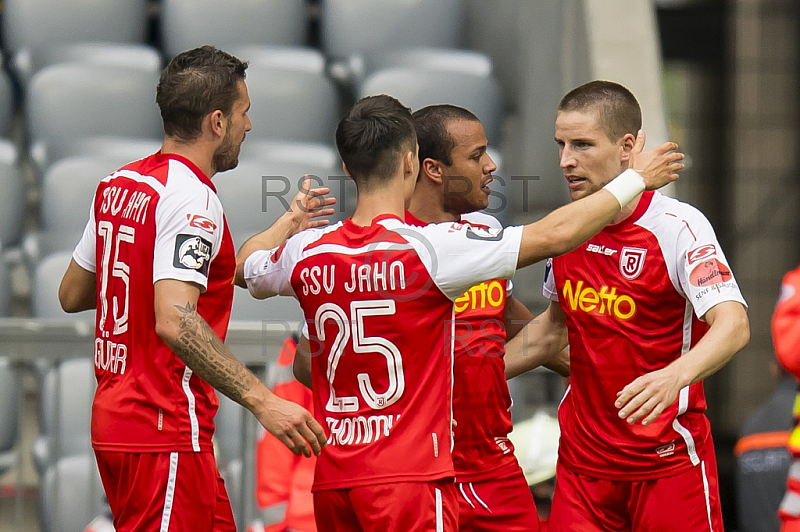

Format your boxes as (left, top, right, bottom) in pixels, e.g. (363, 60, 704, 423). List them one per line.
(544, 191, 746, 480)
(73, 152, 235, 453)
(405, 211, 518, 483)
(244, 214, 522, 491)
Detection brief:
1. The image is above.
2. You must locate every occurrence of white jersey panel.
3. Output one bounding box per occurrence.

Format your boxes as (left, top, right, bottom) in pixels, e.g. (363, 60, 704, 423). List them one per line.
(152, 159, 225, 291)
(376, 218, 522, 301)
(244, 222, 344, 299)
(73, 194, 99, 273)
(635, 193, 747, 320)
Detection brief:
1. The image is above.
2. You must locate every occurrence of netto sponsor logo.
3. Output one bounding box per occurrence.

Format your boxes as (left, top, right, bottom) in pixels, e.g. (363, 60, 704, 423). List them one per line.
(562, 279, 636, 320)
(454, 281, 505, 313)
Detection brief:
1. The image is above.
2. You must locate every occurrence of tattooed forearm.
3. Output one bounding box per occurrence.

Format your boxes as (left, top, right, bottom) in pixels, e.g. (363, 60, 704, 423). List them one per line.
(167, 302, 257, 404)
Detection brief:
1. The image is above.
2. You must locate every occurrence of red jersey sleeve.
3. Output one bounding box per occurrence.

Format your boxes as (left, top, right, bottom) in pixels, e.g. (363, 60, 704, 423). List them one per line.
(773, 267, 800, 377)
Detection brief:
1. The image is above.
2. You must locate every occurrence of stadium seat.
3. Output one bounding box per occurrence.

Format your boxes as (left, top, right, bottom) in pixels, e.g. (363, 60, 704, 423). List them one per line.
(26, 64, 162, 172)
(40, 453, 109, 532)
(244, 60, 340, 144)
(230, 45, 326, 74)
(32, 252, 96, 321)
(40, 156, 132, 234)
(32, 135, 161, 174)
(3, 0, 148, 55)
(160, 0, 307, 59)
(12, 42, 162, 92)
(0, 140, 25, 247)
(346, 47, 493, 86)
(320, 0, 464, 59)
(0, 68, 14, 138)
(215, 158, 341, 240)
(0, 357, 20, 475)
(0, 248, 11, 317)
(33, 358, 96, 476)
(239, 139, 339, 170)
(358, 67, 504, 143)
(231, 286, 304, 325)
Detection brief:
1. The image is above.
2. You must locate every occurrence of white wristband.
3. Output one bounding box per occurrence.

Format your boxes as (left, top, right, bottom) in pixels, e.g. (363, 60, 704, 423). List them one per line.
(603, 169, 645, 208)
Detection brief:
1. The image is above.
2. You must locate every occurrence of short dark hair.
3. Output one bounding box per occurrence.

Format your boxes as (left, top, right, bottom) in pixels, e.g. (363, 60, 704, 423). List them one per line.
(558, 80, 642, 142)
(156, 45, 248, 141)
(335, 95, 416, 188)
(412, 105, 480, 166)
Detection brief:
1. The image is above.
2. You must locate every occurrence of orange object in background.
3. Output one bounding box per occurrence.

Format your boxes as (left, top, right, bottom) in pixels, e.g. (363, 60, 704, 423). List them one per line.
(253, 336, 317, 532)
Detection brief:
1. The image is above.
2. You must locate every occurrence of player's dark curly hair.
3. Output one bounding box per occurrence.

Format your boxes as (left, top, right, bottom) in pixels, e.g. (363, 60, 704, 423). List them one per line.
(335, 95, 416, 189)
(157, 45, 248, 141)
(558, 80, 642, 142)
(412, 104, 480, 166)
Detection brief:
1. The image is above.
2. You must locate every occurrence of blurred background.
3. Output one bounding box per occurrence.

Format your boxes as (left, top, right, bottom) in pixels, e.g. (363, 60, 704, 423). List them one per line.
(0, 0, 796, 530)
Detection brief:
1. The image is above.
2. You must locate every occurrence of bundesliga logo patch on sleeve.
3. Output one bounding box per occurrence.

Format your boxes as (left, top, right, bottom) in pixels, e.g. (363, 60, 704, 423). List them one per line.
(173, 233, 212, 276)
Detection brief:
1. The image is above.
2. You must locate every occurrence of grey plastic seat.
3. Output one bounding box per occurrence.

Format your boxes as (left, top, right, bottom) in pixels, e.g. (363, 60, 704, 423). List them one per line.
(32, 251, 96, 321)
(33, 358, 96, 476)
(0, 357, 19, 475)
(321, 0, 464, 59)
(0, 68, 13, 138)
(3, 0, 148, 56)
(230, 45, 326, 75)
(244, 61, 340, 143)
(240, 139, 339, 170)
(26, 64, 162, 169)
(160, 0, 307, 59)
(12, 42, 162, 91)
(32, 135, 161, 174)
(231, 286, 304, 324)
(0, 250, 10, 318)
(359, 67, 504, 143)
(40, 453, 109, 532)
(40, 156, 131, 233)
(348, 47, 493, 85)
(0, 140, 25, 247)
(215, 158, 340, 238)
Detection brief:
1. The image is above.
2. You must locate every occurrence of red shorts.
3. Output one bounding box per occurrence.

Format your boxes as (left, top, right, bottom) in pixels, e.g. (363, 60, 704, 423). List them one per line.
(549, 443, 723, 532)
(95, 450, 236, 532)
(313, 479, 458, 532)
(457, 468, 539, 531)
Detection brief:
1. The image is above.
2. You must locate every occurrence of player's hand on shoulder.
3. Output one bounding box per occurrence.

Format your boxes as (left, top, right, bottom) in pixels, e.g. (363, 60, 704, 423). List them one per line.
(614, 366, 683, 426)
(629, 130, 685, 191)
(282, 176, 337, 237)
(258, 393, 327, 457)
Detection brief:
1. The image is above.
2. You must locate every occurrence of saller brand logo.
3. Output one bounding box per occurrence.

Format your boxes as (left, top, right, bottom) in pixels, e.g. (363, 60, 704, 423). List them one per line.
(619, 247, 647, 280)
(562, 279, 636, 320)
(687, 244, 716, 265)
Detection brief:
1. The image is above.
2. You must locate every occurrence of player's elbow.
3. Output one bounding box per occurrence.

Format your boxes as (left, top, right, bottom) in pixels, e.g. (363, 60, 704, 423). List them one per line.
(154, 316, 182, 348)
(58, 283, 88, 313)
(733, 310, 751, 353)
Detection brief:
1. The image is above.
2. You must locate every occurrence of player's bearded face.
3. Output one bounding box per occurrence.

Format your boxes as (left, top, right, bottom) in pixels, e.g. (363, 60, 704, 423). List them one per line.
(555, 109, 628, 202)
(212, 118, 241, 172)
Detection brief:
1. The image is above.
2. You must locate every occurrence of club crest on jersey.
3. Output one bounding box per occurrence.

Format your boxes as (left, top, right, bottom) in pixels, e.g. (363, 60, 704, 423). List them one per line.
(619, 247, 647, 280)
(173, 234, 212, 276)
(465, 226, 503, 241)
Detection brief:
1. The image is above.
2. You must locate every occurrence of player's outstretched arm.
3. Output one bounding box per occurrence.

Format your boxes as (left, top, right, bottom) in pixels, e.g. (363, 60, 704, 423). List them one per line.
(234, 177, 336, 287)
(59, 259, 97, 312)
(505, 300, 570, 379)
(615, 300, 749, 426)
(154, 278, 326, 456)
(517, 133, 684, 268)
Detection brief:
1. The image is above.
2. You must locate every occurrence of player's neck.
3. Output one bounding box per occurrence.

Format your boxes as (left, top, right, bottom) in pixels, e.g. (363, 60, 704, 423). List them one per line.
(609, 192, 644, 226)
(160, 138, 214, 178)
(407, 193, 459, 224)
(351, 180, 407, 227)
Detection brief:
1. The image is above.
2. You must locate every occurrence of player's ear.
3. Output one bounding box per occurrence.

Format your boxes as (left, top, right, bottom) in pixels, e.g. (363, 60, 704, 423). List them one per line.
(341, 162, 352, 177)
(208, 109, 226, 138)
(619, 132, 637, 162)
(402, 150, 416, 179)
(421, 158, 444, 185)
